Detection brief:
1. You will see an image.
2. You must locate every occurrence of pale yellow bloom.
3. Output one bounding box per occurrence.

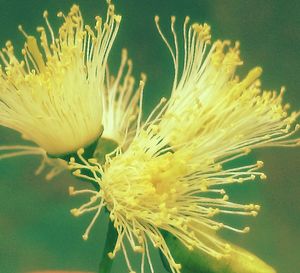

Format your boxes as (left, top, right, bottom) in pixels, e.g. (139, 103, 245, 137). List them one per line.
(0, 4, 141, 179)
(69, 16, 299, 273)
(155, 17, 299, 151)
(0, 3, 120, 156)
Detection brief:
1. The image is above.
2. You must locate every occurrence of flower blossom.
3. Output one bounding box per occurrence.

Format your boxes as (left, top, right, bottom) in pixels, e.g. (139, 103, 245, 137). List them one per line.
(69, 15, 299, 273)
(0, 3, 142, 177)
(0, 2, 298, 273)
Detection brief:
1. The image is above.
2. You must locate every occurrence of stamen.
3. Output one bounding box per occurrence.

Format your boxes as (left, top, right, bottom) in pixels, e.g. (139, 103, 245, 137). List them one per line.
(82, 199, 104, 240)
(155, 16, 177, 87)
(0, 3, 120, 155)
(43, 10, 56, 45)
(122, 242, 136, 273)
(170, 16, 179, 90)
(18, 25, 29, 38)
(135, 80, 145, 136)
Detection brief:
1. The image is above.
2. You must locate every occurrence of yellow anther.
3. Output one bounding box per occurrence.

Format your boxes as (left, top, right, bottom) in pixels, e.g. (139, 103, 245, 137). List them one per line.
(72, 169, 81, 176)
(184, 16, 190, 24)
(114, 15, 122, 23)
(70, 208, 79, 216)
(69, 157, 75, 163)
(255, 205, 261, 210)
(223, 195, 229, 201)
(36, 26, 44, 32)
(257, 160, 264, 167)
(237, 178, 244, 183)
(108, 252, 115, 259)
(90, 196, 97, 202)
(161, 97, 167, 103)
(18, 25, 28, 38)
(260, 173, 267, 180)
(243, 227, 250, 233)
(77, 148, 85, 155)
(68, 186, 75, 195)
(251, 211, 258, 216)
(133, 246, 144, 253)
(88, 158, 98, 164)
(174, 263, 182, 270)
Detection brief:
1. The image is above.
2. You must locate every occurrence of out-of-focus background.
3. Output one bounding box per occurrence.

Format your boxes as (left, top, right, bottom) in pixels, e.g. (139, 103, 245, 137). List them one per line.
(0, 0, 299, 272)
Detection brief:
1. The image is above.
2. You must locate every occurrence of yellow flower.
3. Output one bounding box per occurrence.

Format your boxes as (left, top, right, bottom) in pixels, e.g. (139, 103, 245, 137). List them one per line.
(0, 3, 121, 156)
(0, 3, 143, 179)
(69, 16, 299, 273)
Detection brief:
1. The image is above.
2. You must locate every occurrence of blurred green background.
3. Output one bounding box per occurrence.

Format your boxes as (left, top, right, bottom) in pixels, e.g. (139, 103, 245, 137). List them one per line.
(0, 0, 299, 272)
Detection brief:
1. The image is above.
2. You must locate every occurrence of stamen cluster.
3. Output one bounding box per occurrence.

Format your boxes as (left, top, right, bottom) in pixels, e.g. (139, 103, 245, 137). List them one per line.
(69, 15, 299, 273)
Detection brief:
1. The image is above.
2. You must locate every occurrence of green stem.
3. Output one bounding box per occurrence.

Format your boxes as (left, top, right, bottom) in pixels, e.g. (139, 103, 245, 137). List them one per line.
(98, 217, 118, 273)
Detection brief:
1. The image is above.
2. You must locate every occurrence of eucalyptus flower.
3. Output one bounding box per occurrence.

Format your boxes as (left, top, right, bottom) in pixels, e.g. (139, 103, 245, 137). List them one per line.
(0, 2, 299, 273)
(69, 15, 299, 273)
(0, 3, 138, 177)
